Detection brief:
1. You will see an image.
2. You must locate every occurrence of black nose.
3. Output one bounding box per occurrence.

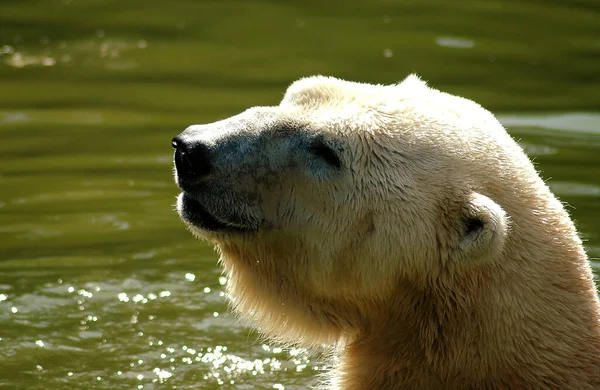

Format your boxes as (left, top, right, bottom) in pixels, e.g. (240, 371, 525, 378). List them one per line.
(172, 135, 212, 178)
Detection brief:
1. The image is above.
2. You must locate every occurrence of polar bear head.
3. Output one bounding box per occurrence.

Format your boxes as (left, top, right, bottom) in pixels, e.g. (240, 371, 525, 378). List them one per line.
(172, 77, 599, 389)
(172, 75, 525, 343)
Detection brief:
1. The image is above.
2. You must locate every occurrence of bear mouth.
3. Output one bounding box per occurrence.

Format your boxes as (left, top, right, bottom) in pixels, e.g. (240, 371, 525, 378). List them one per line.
(178, 193, 256, 233)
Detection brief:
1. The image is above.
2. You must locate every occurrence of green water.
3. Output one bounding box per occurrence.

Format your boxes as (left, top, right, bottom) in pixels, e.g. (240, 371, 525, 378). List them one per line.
(1, 1, 599, 389)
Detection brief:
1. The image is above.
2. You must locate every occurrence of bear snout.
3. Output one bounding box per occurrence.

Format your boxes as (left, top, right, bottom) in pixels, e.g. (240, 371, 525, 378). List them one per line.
(172, 134, 213, 183)
(172, 127, 264, 234)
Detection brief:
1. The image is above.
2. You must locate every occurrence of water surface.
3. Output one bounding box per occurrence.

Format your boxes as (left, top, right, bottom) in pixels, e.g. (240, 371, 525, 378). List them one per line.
(1, 1, 599, 389)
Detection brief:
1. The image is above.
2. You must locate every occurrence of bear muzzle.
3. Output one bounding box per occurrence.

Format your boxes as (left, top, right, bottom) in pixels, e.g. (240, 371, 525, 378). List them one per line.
(172, 127, 262, 234)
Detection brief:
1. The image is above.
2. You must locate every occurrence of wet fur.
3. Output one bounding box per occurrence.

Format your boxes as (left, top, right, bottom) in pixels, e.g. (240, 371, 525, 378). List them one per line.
(177, 75, 600, 389)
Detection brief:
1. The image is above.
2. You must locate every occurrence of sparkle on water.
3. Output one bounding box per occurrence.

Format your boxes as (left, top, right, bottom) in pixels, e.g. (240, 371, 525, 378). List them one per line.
(0, 270, 326, 389)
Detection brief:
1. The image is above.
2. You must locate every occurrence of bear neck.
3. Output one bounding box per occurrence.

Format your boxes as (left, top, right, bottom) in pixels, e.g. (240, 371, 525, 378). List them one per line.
(332, 246, 600, 390)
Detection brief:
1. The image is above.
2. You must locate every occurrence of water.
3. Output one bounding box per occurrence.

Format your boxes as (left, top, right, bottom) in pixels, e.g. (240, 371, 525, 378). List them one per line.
(1, 1, 599, 389)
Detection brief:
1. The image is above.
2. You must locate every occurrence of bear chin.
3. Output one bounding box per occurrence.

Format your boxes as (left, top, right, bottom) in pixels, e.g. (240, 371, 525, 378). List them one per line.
(177, 192, 256, 233)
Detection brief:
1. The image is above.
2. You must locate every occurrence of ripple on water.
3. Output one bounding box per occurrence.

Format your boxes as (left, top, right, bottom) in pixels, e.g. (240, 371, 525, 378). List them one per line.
(0, 271, 327, 389)
(518, 142, 557, 157)
(549, 182, 600, 197)
(1, 36, 148, 70)
(0, 111, 31, 124)
(499, 112, 600, 136)
(0, 216, 323, 385)
(435, 36, 475, 49)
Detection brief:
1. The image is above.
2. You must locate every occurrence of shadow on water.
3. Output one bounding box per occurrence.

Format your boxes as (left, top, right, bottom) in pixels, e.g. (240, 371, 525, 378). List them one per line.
(0, 1, 599, 388)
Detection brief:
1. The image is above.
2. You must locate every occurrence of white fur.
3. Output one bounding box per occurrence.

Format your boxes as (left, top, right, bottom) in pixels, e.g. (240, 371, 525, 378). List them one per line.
(177, 75, 600, 389)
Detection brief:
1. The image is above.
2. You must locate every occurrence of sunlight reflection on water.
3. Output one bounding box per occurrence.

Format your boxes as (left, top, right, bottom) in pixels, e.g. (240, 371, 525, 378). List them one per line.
(0, 272, 325, 388)
(500, 112, 600, 135)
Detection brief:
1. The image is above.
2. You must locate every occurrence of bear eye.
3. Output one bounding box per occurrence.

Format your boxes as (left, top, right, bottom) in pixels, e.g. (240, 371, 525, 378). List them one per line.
(310, 138, 341, 168)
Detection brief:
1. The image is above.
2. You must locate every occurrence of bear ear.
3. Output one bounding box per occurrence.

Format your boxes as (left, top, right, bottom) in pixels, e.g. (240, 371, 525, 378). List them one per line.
(452, 192, 509, 262)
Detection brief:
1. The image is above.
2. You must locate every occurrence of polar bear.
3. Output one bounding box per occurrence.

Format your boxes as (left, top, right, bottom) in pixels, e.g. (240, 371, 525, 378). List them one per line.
(172, 75, 600, 389)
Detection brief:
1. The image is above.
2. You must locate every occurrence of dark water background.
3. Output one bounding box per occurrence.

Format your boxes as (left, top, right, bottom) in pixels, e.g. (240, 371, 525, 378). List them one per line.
(1, 1, 599, 389)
